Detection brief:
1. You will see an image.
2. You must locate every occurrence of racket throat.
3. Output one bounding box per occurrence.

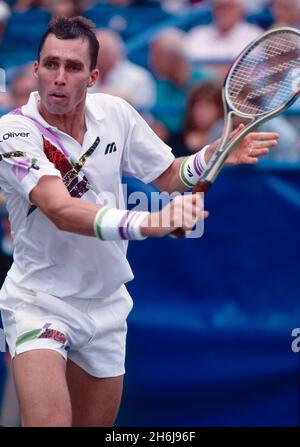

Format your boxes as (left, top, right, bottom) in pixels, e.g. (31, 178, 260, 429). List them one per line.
(202, 112, 256, 184)
(201, 150, 230, 184)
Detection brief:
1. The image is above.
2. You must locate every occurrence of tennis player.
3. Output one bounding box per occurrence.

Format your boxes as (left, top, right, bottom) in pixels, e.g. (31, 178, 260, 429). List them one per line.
(0, 17, 278, 427)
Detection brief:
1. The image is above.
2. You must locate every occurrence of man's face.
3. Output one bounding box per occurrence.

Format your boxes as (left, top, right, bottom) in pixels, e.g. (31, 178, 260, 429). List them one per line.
(34, 34, 98, 115)
(149, 41, 174, 79)
(272, 0, 300, 26)
(213, 0, 243, 32)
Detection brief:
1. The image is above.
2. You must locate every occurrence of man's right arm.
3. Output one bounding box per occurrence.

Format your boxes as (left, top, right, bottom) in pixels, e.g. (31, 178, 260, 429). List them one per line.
(30, 175, 207, 239)
(30, 175, 101, 236)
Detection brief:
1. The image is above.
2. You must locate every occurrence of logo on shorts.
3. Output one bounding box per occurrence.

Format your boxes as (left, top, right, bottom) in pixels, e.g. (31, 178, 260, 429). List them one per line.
(16, 323, 70, 351)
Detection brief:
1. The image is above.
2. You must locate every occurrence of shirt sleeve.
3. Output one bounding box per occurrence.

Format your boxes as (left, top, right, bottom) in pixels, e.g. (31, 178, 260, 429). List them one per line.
(119, 98, 175, 184)
(0, 115, 62, 201)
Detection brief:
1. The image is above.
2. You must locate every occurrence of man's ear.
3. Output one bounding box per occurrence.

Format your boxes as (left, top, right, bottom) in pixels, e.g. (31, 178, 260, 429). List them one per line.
(33, 61, 39, 79)
(87, 69, 99, 87)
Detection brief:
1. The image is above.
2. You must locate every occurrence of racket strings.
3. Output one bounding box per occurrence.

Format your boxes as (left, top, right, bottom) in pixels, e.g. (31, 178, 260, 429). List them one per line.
(227, 32, 300, 115)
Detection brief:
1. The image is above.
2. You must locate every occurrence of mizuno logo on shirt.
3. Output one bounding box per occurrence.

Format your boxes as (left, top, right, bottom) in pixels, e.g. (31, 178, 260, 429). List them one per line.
(0, 132, 30, 142)
(104, 142, 117, 155)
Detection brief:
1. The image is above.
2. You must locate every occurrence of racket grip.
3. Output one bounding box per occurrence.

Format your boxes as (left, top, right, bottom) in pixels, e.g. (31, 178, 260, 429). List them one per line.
(170, 181, 211, 239)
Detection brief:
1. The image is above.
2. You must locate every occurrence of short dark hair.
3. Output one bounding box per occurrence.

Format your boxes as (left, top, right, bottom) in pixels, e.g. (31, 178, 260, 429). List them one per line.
(38, 16, 99, 70)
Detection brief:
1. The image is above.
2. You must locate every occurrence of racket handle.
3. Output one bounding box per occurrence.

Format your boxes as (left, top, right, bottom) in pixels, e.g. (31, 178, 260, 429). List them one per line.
(191, 181, 211, 194)
(170, 181, 211, 239)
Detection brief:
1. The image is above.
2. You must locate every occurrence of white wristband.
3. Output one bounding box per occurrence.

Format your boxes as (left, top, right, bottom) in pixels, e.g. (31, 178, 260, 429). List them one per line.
(94, 206, 150, 241)
(179, 145, 209, 188)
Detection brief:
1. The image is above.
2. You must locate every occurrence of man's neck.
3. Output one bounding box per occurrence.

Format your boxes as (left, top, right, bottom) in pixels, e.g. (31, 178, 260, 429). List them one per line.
(38, 101, 87, 145)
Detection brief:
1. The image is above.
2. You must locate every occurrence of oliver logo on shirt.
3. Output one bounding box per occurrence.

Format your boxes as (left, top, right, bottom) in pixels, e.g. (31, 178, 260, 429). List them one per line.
(0, 131, 30, 143)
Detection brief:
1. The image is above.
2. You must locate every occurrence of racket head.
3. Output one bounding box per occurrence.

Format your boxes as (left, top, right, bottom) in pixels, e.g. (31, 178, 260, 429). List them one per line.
(224, 27, 300, 118)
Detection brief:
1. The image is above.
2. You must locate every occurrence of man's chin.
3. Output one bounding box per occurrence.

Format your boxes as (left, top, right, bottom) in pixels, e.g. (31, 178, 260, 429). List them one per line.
(46, 102, 70, 115)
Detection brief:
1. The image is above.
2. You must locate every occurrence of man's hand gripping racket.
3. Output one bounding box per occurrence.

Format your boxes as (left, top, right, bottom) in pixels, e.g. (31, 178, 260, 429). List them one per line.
(173, 26, 300, 238)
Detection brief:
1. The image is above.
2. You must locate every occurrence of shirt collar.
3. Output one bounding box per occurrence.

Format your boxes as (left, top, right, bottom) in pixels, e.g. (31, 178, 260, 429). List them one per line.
(85, 93, 106, 122)
(22, 91, 105, 129)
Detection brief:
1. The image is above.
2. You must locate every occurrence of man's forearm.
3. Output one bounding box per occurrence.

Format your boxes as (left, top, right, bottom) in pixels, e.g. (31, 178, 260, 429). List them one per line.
(47, 197, 100, 236)
(154, 146, 213, 194)
(44, 197, 148, 240)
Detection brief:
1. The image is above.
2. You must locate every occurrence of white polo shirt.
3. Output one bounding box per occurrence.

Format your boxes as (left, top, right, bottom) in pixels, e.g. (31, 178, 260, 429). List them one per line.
(0, 92, 174, 299)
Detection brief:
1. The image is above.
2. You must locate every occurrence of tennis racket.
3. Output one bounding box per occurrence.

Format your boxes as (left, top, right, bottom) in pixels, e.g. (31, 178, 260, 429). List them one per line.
(173, 26, 300, 238)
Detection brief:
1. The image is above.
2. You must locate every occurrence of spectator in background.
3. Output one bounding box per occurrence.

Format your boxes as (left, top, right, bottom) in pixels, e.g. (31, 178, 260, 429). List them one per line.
(47, 0, 83, 18)
(167, 81, 223, 157)
(184, 0, 262, 77)
(0, 1, 11, 43)
(13, 0, 47, 12)
(270, 0, 300, 28)
(1, 63, 37, 116)
(13, 0, 86, 14)
(90, 28, 155, 110)
(84, 0, 170, 41)
(149, 27, 215, 140)
(9, 63, 38, 109)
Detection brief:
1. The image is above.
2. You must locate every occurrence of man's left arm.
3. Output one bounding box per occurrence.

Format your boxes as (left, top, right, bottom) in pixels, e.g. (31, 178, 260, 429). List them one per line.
(154, 129, 279, 194)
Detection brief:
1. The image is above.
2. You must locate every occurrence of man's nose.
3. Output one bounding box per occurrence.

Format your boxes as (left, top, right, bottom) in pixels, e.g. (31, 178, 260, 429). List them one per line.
(54, 67, 66, 85)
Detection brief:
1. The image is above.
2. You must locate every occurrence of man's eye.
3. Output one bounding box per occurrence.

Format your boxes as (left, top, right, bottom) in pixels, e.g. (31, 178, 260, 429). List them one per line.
(45, 61, 57, 69)
(68, 65, 81, 71)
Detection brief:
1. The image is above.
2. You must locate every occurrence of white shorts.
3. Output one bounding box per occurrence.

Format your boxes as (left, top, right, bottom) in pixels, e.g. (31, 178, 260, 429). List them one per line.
(0, 277, 133, 378)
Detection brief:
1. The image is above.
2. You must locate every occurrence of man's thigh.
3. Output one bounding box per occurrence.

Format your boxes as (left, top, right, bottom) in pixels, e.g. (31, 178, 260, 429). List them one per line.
(66, 359, 124, 427)
(13, 349, 72, 427)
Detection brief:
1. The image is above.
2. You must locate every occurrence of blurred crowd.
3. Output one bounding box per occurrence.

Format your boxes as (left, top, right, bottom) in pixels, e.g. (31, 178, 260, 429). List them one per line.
(0, 0, 300, 263)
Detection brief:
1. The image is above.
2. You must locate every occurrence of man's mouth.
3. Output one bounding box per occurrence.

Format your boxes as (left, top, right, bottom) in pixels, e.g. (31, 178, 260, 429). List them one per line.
(50, 93, 66, 98)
